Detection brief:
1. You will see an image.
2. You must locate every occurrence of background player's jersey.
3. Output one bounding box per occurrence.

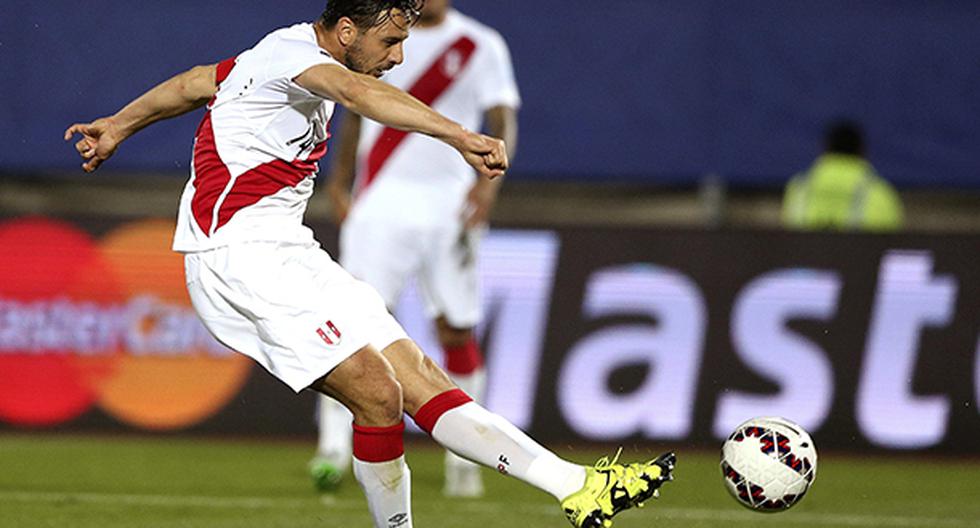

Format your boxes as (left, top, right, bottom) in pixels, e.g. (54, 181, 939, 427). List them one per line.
(352, 10, 521, 227)
(174, 23, 339, 253)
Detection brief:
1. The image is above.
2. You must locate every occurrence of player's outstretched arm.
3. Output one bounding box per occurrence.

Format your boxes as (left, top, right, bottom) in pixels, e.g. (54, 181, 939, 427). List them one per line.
(64, 64, 218, 172)
(295, 64, 508, 180)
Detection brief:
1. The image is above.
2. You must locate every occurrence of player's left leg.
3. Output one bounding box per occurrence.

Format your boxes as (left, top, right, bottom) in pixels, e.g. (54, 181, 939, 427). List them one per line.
(384, 338, 584, 499)
(384, 339, 676, 527)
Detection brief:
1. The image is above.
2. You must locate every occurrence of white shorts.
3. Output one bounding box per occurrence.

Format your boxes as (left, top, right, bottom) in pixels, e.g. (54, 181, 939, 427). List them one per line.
(184, 242, 408, 393)
(340, 214, 483, 329)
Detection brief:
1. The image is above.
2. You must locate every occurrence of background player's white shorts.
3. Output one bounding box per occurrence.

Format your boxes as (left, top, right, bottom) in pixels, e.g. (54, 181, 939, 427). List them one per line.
(340, 214, 483, 329)
(184, 242, 408, 393)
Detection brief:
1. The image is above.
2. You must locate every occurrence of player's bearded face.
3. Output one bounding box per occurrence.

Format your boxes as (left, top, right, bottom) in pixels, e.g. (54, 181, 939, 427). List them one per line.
(344, 10, 410, 78)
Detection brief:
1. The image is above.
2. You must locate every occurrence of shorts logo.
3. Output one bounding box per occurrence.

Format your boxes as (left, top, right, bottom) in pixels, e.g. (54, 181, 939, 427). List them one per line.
(316, 320, 343, 347)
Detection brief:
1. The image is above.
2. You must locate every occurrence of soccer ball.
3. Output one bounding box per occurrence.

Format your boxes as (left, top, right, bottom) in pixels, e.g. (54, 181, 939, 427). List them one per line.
(720, 417, 817, 513)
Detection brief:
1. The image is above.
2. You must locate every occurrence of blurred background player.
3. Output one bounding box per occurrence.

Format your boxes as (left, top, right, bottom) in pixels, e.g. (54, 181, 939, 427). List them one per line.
(783, 119, 904, 231)
(310, 0, 520, 498)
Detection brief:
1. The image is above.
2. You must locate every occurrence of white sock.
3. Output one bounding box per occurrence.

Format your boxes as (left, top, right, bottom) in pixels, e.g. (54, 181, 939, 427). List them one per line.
(431, 402, 585, 501)
(316, 394, 353, 470)
(446, 369, 487, 472)
(353, 456, 412, 528)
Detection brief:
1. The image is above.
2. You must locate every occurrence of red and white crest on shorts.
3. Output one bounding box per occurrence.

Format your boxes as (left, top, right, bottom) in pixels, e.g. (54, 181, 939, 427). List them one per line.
(316, 320, 343, 347)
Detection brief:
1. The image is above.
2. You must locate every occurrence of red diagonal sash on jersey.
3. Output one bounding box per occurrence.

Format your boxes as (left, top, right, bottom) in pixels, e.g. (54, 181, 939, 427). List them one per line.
(191, 55, 330, 236)
(191, 56, 238, 235)
(359, 36, 477, 193)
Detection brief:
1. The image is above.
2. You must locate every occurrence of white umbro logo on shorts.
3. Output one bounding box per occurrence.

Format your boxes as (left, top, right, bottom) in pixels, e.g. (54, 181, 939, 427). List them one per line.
(316, 320, 343, 347)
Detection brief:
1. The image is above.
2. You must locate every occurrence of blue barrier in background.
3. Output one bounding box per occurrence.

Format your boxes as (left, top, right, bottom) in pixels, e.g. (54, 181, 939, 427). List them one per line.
(2, 1, 978, 188)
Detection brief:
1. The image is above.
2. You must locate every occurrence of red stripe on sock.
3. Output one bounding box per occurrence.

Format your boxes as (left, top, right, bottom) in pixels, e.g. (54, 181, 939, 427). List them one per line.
(444, 338, 483, 375)
(412, 389, 473, 435)
(352, 422, 405, 463)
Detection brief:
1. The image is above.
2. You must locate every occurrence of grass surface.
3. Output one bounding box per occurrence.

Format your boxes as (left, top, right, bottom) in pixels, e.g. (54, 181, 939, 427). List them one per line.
(1, 434, 978, 528)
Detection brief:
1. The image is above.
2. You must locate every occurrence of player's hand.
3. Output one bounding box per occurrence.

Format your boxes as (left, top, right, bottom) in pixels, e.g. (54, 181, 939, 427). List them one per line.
(64, 117, 123, 173)
(457, 131, 508, 180)
(462, 181, 497, 230)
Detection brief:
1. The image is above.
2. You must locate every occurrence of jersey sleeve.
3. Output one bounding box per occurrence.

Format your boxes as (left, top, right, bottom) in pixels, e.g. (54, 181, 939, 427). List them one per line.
(475, 31, 521, 111)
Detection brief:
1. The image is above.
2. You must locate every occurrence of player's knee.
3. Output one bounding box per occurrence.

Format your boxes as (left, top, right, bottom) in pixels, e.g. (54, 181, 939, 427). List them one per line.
(353, 374, 403, 425)
(400, 355, 456, 413)
(371, 375, 404, 423)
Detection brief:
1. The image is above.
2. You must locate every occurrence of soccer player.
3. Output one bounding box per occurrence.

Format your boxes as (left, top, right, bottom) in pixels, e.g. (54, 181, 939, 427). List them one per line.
(64, 2, 674, 527)
(310, 0, 519, 498)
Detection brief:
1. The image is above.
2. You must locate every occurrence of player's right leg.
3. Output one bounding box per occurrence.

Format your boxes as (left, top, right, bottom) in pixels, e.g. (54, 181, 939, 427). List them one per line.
(184, 243, 419, 528)
(311, 212, 422, 490)
(383, 339, 676, 528)
(308, 347, 414, 528)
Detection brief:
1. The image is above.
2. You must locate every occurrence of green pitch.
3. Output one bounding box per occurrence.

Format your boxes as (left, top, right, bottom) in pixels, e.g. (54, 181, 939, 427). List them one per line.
(1, 434, 978, 528)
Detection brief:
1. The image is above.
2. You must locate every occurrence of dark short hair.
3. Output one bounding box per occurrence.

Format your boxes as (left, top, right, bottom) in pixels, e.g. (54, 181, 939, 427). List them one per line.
(320, 0, 424, 29)
(824, 119, 865, 156)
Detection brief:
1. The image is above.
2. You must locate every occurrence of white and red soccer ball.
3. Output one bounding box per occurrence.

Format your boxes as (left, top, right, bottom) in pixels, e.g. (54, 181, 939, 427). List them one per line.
(720, 417, 818, 513)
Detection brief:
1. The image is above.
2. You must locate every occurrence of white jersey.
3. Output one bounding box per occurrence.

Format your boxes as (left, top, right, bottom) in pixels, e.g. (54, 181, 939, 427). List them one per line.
(352, 10, 521, 226)
(174, 23, 340, 253)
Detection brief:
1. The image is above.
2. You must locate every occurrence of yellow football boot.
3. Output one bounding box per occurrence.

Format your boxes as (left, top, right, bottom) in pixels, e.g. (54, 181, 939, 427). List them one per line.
(561, 450, 676, 528)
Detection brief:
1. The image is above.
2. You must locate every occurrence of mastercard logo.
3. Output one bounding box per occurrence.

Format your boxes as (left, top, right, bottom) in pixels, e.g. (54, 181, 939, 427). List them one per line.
(0, 217, 252, 430)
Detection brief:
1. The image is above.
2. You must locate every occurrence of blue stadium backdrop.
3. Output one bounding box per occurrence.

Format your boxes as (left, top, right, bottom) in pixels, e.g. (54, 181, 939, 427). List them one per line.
(1, 0, 979, 187)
